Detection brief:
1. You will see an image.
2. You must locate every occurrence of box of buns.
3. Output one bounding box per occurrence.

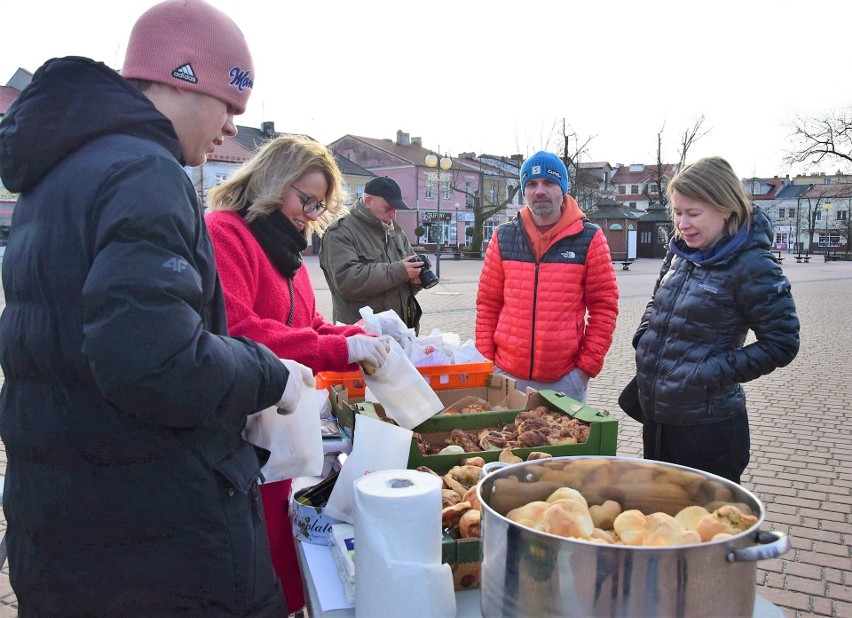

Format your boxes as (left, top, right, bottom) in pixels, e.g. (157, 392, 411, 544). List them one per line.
(351, 390, 618, 474)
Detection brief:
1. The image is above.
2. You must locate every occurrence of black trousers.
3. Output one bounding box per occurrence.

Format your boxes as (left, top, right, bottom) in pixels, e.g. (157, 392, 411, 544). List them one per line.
(642, 413, 751, 484)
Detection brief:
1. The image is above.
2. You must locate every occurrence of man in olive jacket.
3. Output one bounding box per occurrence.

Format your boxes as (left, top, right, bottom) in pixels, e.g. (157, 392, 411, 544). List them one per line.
(320, 177, 426, 333)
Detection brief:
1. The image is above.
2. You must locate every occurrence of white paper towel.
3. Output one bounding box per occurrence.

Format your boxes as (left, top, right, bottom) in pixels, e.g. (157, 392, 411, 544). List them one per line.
(353, 469, 456, 618)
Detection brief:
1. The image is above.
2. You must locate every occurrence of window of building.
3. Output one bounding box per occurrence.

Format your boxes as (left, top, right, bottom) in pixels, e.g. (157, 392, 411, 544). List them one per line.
(426, 181, 434, 200)
(442, 180, 451, 201)
(631, 184, 639, 194)
(646, 183, 658, 194)
(837, 210, 847, 221)
(489, 183, 498, 202)
(465, 182, 474, 207)
(777, 207, 785, 218)
(629, 202, 637, 208)
(215, 172, 228, 185)
(343, 183, 353, 205)
(819, 234, 841, 247)
(355, 185, 365, 201)
(618, 185, 626, 194)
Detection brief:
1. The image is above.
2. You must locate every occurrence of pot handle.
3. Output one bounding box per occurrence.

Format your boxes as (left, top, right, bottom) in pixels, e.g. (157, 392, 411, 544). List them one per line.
(726, 530, 790, 563)
(480, 461, 509, 480)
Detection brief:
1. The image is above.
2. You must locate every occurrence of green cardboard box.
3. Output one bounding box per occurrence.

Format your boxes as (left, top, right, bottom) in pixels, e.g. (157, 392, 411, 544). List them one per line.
(328, 372, 536, 439)
(353, 390, 618, 474)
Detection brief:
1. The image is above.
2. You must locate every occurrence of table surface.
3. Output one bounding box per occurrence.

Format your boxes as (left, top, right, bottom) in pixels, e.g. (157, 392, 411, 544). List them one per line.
(296, 541, 785, 618)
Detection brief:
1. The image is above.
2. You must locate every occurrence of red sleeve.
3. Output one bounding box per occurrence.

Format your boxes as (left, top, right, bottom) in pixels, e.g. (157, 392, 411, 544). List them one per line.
(475, 228, 504, 360)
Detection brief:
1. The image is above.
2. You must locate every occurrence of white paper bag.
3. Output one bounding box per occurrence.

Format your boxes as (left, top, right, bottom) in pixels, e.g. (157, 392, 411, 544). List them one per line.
(243, 389, 326, 482)
(323, 415, 413, 523)
(363, 338, 444, 429)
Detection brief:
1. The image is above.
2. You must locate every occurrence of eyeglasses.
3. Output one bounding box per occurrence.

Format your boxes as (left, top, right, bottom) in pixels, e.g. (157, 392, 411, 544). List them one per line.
(292, 185, 327, 216)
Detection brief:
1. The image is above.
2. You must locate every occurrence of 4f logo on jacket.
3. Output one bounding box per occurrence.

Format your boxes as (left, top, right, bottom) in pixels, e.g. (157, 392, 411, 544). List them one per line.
(163, 257, 188, 272)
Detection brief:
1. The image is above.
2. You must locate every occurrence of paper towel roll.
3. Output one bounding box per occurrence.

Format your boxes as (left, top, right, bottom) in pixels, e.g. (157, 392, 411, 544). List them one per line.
(353, 469, 456, 618)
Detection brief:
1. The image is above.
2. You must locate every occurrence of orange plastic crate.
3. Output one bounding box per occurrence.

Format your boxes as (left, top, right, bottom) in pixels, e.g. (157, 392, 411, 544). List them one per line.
(316, 361, 494, 398)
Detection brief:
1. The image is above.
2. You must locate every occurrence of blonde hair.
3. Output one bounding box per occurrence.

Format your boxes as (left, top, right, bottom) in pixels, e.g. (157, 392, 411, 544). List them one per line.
(667, 156, 752, 239)
(208, 135, 347, 238)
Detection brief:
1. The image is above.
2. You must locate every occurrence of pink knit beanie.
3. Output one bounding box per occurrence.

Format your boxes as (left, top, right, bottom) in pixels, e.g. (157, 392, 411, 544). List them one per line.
(122, 0, 254, 114)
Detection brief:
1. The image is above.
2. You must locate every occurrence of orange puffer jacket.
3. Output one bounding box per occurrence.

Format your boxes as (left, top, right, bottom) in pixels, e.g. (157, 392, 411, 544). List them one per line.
(476, 208, 619, 382)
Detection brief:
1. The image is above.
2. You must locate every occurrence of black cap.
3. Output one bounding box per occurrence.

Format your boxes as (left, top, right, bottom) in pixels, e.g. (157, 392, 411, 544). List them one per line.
(364, 176, 409, 210)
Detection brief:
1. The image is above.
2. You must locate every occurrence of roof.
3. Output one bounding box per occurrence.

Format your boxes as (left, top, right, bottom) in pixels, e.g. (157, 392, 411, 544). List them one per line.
(586, 206, 644, 221)
(802, 183, 852, 199)
(214, 126, 373, 178)
(208, 136, 254, 163)
(774, 184, 812, 199)
(612, 163, 677, 184)
(743, 176, 787, 200)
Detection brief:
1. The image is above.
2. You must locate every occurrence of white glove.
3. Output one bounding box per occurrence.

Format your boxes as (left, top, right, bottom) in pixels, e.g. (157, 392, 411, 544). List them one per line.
(346, 334, 389, 368)
(277, 359, 316, 415)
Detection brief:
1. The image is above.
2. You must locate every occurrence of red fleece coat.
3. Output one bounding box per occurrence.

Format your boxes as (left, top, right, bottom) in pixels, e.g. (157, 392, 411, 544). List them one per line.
(206, 210, 365, 611)
(206, 210, 364, 370)
(476, 198, 618, 382)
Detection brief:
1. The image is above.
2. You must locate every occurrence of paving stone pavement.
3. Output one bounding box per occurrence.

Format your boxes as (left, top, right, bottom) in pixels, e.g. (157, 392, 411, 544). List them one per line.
(0, 254, 849, 616)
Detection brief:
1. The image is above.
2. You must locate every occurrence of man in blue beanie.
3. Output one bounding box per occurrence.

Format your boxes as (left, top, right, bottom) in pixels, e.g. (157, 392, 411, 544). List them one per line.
(476, 151, 619, 403)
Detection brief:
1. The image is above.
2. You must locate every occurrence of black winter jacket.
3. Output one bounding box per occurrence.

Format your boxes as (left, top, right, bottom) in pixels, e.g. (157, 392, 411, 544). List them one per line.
(634, 208, 799, 425)
(0, 57, 288, 616)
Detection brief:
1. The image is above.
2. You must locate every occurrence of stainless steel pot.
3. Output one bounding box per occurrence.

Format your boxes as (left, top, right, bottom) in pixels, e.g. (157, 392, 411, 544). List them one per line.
(477, 456, 789, 618)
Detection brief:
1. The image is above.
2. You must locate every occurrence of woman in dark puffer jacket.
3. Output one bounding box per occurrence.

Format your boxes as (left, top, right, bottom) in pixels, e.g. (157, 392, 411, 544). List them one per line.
(633, 157, 799, 483)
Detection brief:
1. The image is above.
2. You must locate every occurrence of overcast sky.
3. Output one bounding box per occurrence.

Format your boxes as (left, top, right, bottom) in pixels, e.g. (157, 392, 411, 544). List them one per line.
(3, 0, 851, 178)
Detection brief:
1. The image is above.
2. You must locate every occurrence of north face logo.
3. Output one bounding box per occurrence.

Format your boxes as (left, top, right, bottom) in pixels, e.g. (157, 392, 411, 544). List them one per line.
(163, 257, 188, 272)
(560, 250, 576, 259)
(172, 64, 197, 84)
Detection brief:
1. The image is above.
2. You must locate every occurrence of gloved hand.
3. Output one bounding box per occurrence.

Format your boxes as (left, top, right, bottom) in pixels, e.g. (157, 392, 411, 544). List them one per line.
(346, 334, 389, 368)
(277, 359, 316, 415)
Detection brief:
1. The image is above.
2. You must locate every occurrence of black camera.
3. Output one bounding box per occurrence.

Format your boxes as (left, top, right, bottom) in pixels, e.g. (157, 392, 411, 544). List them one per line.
(412, 254, 439, 289)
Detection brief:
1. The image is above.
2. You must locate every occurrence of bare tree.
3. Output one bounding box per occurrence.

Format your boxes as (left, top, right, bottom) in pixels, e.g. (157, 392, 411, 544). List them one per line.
(644, 116, 710, 210)
(677, 114, 710, 170)
(786, 108, 852, 170)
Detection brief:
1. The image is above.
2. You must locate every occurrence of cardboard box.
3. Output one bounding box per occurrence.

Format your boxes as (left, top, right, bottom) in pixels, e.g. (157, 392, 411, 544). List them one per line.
(329, 372, 536, 438)
(442, 534, 481, 590)
(351, 390, 618, 474)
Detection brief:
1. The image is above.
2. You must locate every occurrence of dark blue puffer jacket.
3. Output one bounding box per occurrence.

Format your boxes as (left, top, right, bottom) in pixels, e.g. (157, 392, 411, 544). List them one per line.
(0, 57, 288, 616)
(634, 207, 799, 425)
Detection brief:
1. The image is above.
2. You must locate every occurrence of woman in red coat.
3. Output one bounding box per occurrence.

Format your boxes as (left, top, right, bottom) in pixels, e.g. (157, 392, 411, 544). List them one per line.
(206, 135, 387, 614)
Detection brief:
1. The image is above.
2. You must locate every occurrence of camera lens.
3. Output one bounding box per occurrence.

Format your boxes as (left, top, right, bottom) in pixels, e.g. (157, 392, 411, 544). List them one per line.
(414, 254, 439, 289)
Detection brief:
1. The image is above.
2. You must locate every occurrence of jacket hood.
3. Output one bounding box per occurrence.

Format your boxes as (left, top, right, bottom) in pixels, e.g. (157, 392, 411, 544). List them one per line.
(670, 206, 772, 267)
(0, 56, 180, 193)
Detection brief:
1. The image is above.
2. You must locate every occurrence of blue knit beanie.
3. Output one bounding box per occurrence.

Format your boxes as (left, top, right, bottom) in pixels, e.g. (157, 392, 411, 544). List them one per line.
(520, 151, 569, 195)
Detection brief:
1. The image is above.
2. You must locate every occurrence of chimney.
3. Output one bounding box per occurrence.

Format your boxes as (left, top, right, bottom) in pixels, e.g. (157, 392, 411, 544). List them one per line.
(396, 130, 410, 146)
(510, 154, 523, 164)
(261, 121, 275, 136)
(411, 137, 422, 146)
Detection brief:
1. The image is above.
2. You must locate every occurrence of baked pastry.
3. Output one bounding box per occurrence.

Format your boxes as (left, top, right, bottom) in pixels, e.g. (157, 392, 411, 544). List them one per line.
(541, 499, 594, 538)
(695, 504, 758, 542)
(589, 500, 621, 530)
(459, 509, 481, 538)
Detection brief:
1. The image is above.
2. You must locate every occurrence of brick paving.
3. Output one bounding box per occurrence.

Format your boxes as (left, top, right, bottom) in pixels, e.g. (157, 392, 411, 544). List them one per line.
(0, 254, 850, 616)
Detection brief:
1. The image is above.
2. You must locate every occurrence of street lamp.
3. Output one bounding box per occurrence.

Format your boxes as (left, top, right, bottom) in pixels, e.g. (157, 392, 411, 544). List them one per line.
(823, 203, 831, 261)
(425, 152, 452, 278)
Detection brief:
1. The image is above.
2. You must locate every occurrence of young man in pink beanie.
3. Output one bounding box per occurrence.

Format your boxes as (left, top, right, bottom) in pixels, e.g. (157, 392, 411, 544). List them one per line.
(0, 1, 310, 615)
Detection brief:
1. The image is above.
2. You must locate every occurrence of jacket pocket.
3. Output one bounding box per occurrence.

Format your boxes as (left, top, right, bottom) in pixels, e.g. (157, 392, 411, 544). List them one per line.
(213, 440, 262, 494)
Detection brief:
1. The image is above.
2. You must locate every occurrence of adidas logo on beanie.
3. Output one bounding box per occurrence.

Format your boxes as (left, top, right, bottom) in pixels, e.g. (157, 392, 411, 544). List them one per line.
(122, 0, 254, 114)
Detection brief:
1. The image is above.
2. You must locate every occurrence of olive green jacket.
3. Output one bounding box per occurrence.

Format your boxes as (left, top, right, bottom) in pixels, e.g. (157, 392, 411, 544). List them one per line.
(319, 199, 423, 333)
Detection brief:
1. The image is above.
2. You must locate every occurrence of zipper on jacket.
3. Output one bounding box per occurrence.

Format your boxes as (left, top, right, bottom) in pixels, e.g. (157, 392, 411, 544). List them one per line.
(528, 262, 541, 380)
(649, 260, 690, 416)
